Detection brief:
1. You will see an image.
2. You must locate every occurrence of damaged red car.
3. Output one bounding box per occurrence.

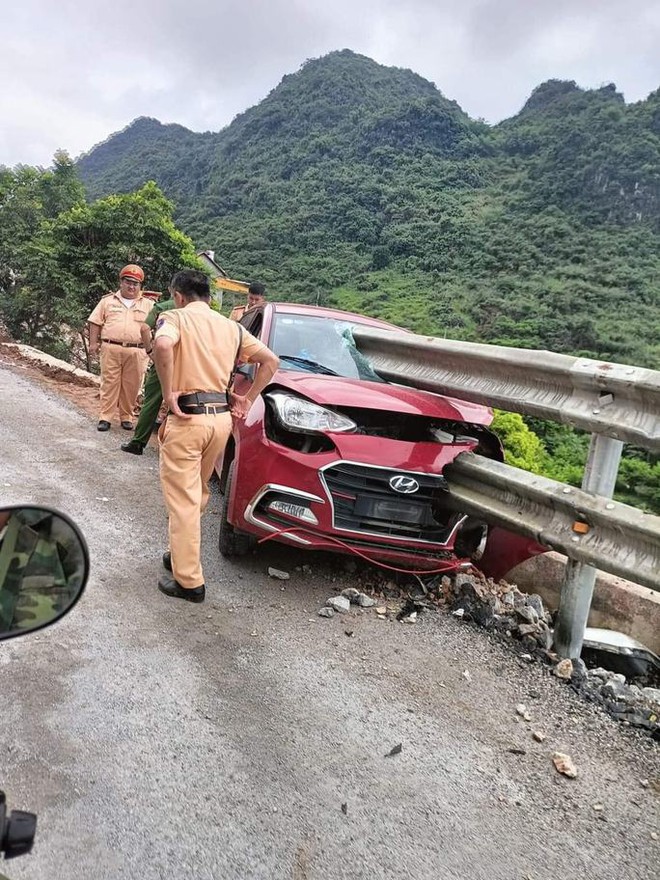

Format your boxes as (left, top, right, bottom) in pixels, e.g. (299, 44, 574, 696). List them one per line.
(216, 303, 534, 578)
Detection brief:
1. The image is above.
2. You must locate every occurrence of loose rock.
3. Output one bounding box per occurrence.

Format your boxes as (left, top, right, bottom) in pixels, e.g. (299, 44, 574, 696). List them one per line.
(532, 731, 546, 743)
(554, 658, 574, 680)
(341, 588, 361, 601)
(318, 607, 334, 618)
(552, 752, 578, 779)
(268, 567, 290, 580)
(516, 704, 532, 722)
(356, 592, 376, 608)
(326, 595, 351, 613)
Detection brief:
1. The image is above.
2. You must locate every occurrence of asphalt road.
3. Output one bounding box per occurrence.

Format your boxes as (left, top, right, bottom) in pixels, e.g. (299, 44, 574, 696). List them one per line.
(0, 362, 658, 880)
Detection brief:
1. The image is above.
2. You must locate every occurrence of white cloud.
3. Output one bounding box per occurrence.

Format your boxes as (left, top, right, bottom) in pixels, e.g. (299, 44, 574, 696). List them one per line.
(1, 0, 658, 167)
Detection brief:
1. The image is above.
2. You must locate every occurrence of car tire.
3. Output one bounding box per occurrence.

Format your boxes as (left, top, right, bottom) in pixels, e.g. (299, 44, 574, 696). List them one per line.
(218, 461, 252, 557)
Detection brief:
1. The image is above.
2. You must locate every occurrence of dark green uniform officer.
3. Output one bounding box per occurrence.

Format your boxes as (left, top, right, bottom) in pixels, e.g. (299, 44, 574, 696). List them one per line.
(121, 297, 175, 455)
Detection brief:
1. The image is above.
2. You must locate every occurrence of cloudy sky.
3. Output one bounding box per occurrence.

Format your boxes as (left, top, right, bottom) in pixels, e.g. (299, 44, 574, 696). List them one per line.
(2, 0, 659, 168)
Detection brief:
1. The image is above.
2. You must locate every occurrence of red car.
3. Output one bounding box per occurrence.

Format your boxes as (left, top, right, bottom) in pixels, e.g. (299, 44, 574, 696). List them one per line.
(216, 303, 535, 578)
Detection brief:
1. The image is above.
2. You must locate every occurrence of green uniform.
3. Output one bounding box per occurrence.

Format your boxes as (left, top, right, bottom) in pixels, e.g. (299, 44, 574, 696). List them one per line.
(133, 298, 175, 447)
(0, 510, 85, 633)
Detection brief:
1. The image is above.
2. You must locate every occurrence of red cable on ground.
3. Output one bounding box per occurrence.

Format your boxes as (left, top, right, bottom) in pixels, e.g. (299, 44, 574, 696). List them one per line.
(257, 524, 466, 577)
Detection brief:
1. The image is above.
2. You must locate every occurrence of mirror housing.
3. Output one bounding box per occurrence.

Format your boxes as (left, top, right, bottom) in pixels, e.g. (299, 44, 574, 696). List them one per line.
(235, 363, 255, 380)
(0, 506, 89, 641)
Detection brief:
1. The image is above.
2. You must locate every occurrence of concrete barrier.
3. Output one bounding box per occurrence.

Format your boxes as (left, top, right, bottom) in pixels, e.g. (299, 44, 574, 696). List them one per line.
(507, 551, 660, 654)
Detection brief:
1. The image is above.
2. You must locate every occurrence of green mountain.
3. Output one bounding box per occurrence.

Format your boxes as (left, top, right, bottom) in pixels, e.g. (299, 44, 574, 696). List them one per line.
(77, 49, 660, 368)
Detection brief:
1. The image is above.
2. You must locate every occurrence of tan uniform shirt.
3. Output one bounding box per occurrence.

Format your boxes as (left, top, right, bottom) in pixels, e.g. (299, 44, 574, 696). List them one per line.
(154, 301, 264, 394)
(228, 305, 246, 322)
(88, 291, 154, 344)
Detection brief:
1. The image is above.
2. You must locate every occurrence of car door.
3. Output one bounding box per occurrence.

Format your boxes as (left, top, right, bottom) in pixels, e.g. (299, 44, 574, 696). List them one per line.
(214, 307, 266, 485)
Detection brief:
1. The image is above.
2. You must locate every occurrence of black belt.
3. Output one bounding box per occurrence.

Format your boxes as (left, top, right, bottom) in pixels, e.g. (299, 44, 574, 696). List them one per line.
(178, 391, 229, 415)
(102, 339, 144, 348)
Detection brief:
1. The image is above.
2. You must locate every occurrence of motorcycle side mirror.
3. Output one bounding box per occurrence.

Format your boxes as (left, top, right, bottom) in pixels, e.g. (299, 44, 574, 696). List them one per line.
(0, 506, 89, 641)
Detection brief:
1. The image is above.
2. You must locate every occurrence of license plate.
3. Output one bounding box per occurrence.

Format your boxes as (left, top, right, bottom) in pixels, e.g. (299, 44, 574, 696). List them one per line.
(354, 497, 425, 524)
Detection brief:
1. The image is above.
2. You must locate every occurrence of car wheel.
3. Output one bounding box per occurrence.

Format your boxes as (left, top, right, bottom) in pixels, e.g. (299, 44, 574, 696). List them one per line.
(218, 462, 252, 557)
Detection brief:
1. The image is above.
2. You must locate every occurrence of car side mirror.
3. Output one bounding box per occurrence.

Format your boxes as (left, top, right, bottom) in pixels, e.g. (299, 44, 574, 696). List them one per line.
(236, 363, 255, 379)
(0, 506, 89, 641)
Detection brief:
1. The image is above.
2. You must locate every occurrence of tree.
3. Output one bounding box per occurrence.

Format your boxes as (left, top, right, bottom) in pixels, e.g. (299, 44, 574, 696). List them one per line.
(0, 170, 202, 366)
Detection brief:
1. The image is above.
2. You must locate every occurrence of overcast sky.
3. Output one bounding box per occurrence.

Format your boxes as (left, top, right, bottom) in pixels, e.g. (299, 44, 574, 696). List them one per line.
(2, 0, 659, 168)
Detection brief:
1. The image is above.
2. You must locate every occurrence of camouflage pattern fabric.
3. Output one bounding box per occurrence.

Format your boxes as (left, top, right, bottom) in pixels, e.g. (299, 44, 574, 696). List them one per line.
(0, 509, 85, 635)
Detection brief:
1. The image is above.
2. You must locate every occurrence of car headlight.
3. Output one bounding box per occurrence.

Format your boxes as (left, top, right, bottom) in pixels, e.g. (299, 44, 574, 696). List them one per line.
(266, 391, 356, 434)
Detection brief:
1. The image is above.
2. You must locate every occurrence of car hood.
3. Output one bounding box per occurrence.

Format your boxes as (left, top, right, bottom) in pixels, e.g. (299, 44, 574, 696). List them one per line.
(273, 370, 492, 424)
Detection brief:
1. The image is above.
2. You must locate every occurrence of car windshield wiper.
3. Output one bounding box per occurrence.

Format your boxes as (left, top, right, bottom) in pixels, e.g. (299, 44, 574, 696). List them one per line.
(278, 355, 341, 376)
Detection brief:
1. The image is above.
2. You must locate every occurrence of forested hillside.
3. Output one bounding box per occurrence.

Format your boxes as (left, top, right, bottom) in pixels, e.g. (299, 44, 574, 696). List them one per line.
(78, 49, 660, 368)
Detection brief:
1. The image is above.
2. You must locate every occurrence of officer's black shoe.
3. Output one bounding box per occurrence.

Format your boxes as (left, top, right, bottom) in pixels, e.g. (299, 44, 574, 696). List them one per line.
(121, 439, 145, 455)
(158, 574, 205, 603)
(162, 551, 172, 572)
(120, 421, 134, 430)
(97, 420, 111, 431)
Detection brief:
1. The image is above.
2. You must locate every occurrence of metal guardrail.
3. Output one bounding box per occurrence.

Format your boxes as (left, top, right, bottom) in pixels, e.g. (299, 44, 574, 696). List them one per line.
(444, 453, 660, 592)
(353, 326, 660, 658)
(352, 329, 660, 451)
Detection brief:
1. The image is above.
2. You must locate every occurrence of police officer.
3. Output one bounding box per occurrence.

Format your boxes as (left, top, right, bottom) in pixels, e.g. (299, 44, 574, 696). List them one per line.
(88, 264, 154, 431)
(153, 269, 279, 602)
(228, 281, 266, 322)
(120, 290, 175, 456)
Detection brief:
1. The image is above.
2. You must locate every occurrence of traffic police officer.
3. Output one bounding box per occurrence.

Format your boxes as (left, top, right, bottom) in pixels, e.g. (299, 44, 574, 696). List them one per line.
(228, 281, 267, 322)
(120, 291, 175, 455)
(153, 269, 279, 602)
(88, 264, 154, 431)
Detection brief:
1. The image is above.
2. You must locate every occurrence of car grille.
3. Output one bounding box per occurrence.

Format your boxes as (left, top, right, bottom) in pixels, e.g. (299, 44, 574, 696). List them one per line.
(321, 462, 458, 544)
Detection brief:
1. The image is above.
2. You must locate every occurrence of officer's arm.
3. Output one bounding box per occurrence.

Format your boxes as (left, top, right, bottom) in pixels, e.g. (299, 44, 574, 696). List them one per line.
(88, 322, 101, 353)
(153, 336, 174, 399)
(140, 322, 153, 352)
(245, 347, 280, 403)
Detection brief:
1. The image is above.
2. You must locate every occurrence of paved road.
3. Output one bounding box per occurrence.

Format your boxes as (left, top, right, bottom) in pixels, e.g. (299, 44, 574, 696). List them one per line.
(0, 362, 658, 880)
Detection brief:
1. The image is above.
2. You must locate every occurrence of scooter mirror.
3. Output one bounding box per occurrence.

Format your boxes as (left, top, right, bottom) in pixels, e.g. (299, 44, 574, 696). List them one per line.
(0, 506, 89, 641)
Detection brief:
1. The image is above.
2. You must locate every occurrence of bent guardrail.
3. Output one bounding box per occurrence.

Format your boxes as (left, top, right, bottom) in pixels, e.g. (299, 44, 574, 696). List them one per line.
(444, 453, 660, 592)
(353, 327, 660, 659)
(352, 329, 660, 451)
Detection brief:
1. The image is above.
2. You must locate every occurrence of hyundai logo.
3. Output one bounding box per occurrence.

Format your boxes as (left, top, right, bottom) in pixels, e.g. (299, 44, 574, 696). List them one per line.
(389, 475, 420, 494)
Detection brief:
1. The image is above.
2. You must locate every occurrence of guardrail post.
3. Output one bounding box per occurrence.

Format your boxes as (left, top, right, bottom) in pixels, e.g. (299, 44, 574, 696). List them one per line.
(554, 434, 624, 659)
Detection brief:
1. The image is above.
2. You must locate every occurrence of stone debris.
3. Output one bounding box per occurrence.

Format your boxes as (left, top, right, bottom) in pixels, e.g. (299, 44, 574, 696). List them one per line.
(552, 752, 578, 779)
(268, 567, 290, 580)
(341, 588, 361, 601)
(516, 704, 532, 722)
(385, 743, 403, 757)
(340, 567, 660, 739)
(318, 607, 335, 618)
(402, 612, 417, 624)
(554, 659, 574, 680)
(532, 731, 546, 743)
(462, 669, 472, 683)
(326, 595, 351, 613)
(356, 593, 377, 608)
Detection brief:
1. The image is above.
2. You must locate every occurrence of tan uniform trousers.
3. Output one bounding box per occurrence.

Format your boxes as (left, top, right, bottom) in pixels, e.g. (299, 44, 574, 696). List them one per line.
(159, 412, 233, 588)
(99, 343, 149, 423)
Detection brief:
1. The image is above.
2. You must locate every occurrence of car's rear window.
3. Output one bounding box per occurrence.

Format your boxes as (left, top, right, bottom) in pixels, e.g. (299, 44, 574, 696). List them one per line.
(270, 315, 385, 382)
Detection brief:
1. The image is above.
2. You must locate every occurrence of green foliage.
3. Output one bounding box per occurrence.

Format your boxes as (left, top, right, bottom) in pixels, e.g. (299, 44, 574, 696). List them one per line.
(0, 162, 200, 359)
(490, 411, 548, 473)
(76, 51, 660, 369)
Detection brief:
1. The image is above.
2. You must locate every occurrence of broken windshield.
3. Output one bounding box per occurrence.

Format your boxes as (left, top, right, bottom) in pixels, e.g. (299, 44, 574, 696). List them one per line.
(270, 315, 385, 382)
